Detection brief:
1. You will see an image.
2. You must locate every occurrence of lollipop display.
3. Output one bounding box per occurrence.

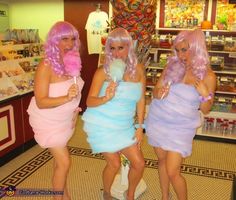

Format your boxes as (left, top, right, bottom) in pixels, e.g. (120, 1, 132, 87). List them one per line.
(109, 59, 126, 82)
(63, 50, 82, 83)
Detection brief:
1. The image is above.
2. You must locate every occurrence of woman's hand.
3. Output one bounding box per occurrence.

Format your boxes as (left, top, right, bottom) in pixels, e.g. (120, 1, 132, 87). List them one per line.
(71, 107, 82, 129)
(67, 83, 79, 101)
(104, 81, 117, 101)
(194, 78, 210, 97)
(155, 83, 171, 99)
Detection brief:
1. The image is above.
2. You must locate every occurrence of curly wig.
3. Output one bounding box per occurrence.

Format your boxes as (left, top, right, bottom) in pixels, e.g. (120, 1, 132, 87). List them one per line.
(104, 27, 137, 79)
(164, 29, 209, 84)
(44, 21, 80, 75)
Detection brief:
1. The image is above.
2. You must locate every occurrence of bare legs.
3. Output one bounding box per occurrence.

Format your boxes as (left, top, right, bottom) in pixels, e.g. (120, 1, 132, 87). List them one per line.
(155, 148, 169, 200)
(49, 147, 71, 200)
(102, 152, 121, 200)
(154, 147, 187, 200)
(102, 144, 145, 200)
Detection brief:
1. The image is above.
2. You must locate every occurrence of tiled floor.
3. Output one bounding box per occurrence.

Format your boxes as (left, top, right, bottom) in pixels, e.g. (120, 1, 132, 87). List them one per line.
(0, 117, 235, 200)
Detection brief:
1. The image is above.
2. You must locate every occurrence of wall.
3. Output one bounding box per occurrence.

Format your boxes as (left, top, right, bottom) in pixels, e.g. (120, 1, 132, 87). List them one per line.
(0, 2, 9, 32)
(7, 0, 64, 41)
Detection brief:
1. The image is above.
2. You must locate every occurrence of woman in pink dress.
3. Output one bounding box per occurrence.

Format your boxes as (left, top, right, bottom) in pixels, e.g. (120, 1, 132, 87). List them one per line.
(145, 29, 216, 200)
(27, 21, 84, 200)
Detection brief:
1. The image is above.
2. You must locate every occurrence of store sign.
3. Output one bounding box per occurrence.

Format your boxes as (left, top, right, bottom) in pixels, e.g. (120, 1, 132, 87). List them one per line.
(0, 10, 6, 16)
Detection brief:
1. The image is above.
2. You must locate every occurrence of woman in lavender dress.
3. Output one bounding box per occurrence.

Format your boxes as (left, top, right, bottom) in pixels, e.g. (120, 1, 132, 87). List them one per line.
(145, 29, 216, 200)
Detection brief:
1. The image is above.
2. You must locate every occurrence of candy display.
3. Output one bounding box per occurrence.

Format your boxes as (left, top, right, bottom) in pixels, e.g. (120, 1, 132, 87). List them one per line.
(224, 37, 236, 52)
(216, 0, 236, 30)
(210, 56, 224, 70)
(202, 116, 236, 134)
(164, 0, 205, 28)
(211, 35, 225, 51)
(10, 73, 34, 94)
(19, 60, 39, 72)
(5, 29, 40, 44)
(0, 77, 19, 100)
(0, 65, 25, 77)
(0, 38, 44, 101)
(109, 58, 126, 82)
(63, 50, 82, 83)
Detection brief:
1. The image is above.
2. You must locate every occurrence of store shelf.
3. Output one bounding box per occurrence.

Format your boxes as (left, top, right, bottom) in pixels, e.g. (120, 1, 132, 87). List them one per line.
(156, 27, 236, 33)
(197, 131, 236, 139)
(216, 91, 236, 95)
(0, 43, 42, 51)
(214, 70, 236, 75)
(208, 50, 236, 54)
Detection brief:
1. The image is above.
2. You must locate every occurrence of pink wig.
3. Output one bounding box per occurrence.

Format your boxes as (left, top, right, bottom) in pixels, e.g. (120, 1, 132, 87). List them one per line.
(164, 29, 208, 84)
(104, 27, 137, 79)
(44, 21, 80, 75)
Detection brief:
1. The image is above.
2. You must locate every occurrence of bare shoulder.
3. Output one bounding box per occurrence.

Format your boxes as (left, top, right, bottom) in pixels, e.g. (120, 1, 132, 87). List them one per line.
(36, 60, 52, 75)
(136, 63, 145, 76)
(136, 63, 145, 71)
(34, 60, 52, 82)
(95, 66, 106, 76)
(93, 66, 107, 82)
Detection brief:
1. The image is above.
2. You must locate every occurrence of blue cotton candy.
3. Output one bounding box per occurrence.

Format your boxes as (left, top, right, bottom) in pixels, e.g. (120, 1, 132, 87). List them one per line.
(110, 59, 126, 82)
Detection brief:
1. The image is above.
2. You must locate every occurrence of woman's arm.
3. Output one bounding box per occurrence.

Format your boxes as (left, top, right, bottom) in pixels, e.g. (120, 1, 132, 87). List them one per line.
(34, 61, 78, 109)
(153, 67, 168, 99)
(197, 69, 217, 114)
(86, 67, 117, 107)
(135, 64, 146, 143)
(136, 64, 146, 127)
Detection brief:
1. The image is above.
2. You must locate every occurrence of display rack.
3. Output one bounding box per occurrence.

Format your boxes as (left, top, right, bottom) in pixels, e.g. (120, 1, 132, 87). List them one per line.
(0, 43, 43, 101)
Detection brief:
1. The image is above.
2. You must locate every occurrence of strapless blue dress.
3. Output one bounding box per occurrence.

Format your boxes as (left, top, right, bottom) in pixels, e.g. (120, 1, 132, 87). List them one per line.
(82, 81, 142, 153)
(145, 83, 201, 157)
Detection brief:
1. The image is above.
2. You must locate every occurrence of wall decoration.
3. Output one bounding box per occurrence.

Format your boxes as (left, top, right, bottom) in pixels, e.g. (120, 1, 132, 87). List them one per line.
(110, 0, 157, 64)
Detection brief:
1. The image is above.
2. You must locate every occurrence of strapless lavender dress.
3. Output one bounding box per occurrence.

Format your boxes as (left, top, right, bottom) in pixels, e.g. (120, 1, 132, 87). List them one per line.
(145, 83, 201, 157)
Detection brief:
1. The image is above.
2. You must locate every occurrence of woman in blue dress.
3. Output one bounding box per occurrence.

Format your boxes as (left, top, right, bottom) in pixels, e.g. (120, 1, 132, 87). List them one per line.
(82, 28, 146, 200)
(145, 29, 216, 200)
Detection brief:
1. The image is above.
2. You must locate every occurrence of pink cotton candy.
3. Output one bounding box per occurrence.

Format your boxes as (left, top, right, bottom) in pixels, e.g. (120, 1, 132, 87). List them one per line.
(63, 50, 82, 77)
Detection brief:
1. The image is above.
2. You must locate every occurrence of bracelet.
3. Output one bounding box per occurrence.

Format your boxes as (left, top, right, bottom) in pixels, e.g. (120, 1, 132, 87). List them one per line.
(134, 124, 145, 129)
(199, 92, 213, 103)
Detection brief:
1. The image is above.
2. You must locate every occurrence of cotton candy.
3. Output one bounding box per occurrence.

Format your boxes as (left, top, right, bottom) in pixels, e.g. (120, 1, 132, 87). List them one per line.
(109, 59, 126, 82)
(63, 50, 82, 83)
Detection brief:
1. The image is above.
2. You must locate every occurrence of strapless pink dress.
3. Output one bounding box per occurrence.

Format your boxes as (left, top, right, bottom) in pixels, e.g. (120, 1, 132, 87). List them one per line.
(27, 77, 84, 148)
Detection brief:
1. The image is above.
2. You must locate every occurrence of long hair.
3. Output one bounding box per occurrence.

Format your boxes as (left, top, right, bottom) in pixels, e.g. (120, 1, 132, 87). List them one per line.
(104, 27, 137, 78)
(164, 29, 208, 84)
(44, 21, 80, 75)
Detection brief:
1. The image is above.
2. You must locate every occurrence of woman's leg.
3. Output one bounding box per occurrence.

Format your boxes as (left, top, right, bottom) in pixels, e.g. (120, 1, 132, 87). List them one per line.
(102, 152, 121, 200)
(49, 147, 71, 200)
(154, 147, 170, 200)
(121, 144, 145, 200)
(166, 151, 187, 200)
